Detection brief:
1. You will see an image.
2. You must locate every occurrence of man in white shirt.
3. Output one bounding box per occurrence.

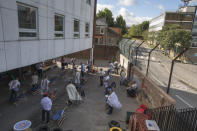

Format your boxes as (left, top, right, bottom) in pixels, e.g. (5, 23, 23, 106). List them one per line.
(106, 90, 122, 114)
(74, 70, 81, 86)
(9, 78, 20, 102)
(41, 75, 50, 95)
(99, 68, 105, 86)
(41, 92, 52, 123)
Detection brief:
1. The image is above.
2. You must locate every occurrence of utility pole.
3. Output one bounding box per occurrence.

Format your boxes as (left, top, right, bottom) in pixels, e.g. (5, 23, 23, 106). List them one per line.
(91, 0, 97, 66)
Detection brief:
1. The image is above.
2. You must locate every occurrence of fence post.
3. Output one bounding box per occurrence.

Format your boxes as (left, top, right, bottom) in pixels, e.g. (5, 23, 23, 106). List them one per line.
(167, 48, 189, 94)
(146, 44, 159, 76)
(135, 41, 144, 66)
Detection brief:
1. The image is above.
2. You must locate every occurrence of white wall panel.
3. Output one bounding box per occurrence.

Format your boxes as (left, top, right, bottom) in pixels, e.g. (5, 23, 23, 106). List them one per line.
(54, 0, 65, 12)
(54, 40, 64, 57)
(20, 41, 39, 66)
(0, 10, 3, 41)
(47, 40, 55, 59)
(38, 16, 47, 39)
(5, 42, 21, 70)
(0, 42, 6, 72)
(1, 8, 18, 41)
(39, 40, 48, 61)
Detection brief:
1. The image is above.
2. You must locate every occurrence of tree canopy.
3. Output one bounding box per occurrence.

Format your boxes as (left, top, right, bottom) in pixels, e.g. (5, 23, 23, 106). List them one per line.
(123, 21, 149, 39)
(97, 8, 127, 35)
(156, 24, 192, 52)
(114, 15, 127, 34)
(97, 8, 114, 27)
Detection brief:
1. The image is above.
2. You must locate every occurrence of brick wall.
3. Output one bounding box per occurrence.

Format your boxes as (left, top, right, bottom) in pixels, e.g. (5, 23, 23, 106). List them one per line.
(66, 45, 120, 61)
(130, 66, 176, 108)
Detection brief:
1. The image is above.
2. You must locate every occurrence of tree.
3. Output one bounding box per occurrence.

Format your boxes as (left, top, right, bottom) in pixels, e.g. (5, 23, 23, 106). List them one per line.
(155, 24, 192, 52)
(124, 21, 149, 39)
(114, 15, 127, 34)
(97, 8, 114, 27)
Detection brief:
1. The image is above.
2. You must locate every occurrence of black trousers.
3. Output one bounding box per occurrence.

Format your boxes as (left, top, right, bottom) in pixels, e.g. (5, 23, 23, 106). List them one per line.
(42, 110, 50, 123)
(108, 105, 113, 114)
(10, 89, 17, 102)
(100, 76, 103, 86)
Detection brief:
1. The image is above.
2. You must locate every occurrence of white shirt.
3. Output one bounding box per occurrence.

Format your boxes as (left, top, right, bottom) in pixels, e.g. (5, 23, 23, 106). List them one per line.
(32, 75, 38, 85)
(41, 97, 52, 111)
(99, 70, 105, 77)
(41, 79, 50, 90)
(75, 72, 80, 84)
(107, 92, 122, 109)
(9, 80, 20, 90)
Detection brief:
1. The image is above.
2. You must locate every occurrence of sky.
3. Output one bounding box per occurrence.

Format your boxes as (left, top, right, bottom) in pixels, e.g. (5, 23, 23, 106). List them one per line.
(97, 0, 197, 27)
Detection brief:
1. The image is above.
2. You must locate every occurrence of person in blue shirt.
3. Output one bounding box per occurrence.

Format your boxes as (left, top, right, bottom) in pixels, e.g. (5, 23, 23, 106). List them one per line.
(81, 62, 85, 78)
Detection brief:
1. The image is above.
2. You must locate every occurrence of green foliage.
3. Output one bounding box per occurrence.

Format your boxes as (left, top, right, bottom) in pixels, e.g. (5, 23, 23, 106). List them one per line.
(155, 24, 192, 52)
(125, 21, 149, 39)
(97, 8, 114, 27)
(114, 15, 127, 34)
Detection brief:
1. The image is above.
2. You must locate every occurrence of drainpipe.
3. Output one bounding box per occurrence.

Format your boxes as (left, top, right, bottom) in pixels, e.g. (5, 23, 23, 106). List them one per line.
(91, 0, 97, 65)
(146, 44, 159, 76)
(167, 48, 189, 94)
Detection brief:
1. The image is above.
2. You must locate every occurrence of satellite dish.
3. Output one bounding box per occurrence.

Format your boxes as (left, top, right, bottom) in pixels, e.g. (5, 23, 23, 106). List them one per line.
(181, 0, 191, 6)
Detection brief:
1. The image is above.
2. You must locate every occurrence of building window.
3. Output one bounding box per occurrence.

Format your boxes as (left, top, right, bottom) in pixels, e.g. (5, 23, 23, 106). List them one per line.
(95, 38, 98, 44)
(74, 19, 80, 38)
(55, 14, 64, 38)
(86, 0, 91, 5)
(100, 28, 104, 34)
(109, 38, 112, 44)
(17, 3, 38, 39)
(85, 23, 89, 37)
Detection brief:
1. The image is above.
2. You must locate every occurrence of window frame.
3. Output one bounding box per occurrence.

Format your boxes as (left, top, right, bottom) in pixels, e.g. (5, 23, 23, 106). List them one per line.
(54, 13, 65, 39)
(17, 2, 38, 40)
(86, 0, 91, 5)
(73, 19, 80, 38)
(100, 28, 104, 34)
(85, 23, 90, 38)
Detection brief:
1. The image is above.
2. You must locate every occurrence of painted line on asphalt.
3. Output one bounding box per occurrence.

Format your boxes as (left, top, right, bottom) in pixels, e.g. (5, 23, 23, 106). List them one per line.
(150, 73, 166, 87)
(175, 95, 194, 108)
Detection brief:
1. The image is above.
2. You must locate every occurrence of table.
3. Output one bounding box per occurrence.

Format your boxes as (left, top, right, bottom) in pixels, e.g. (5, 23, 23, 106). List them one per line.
(13, 120, 32, 131)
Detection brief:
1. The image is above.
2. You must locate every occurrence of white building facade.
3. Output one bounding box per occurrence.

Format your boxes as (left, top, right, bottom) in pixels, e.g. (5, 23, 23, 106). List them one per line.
(149, 13, 165, 32)
(0, 0, 95, 73)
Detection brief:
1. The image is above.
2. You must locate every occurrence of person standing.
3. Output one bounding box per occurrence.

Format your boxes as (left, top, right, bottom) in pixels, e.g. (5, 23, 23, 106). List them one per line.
(41, 75, 50, 95)
(74, 70, 81, 87)
(9, 78, 20, 102)
(99, 68, 105, 86)
(41, 92, 52, 123)
(32, 72, 38, 88)
(36, 63, 43, 78)
(61, 57, 65, 70)
(81, 63, 85, 78)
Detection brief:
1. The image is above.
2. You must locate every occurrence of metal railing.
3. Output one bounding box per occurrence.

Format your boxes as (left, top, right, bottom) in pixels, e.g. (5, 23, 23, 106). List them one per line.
(145, 105, 197, 131)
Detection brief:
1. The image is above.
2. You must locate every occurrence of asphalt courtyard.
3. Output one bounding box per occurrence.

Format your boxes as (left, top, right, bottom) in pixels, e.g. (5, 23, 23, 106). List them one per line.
(0, 59, 139, 131)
